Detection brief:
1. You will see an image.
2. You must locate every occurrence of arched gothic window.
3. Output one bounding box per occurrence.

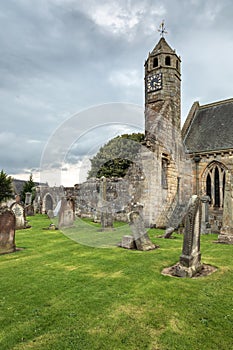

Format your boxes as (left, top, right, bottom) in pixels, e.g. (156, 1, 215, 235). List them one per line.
(203, 162, 226, 208)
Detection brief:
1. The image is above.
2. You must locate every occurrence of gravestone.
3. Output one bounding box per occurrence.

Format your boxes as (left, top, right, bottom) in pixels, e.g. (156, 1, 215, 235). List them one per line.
(0, 207, 16, 254)
(25, 204, 34, 216)
(47, 209, 54, 219)
(218, 172, 233, 244)
(120, 204, 157, 251)
(99, 176, 114, 231)
(10, 202, 26, 230)
(175, 195, 203, 277)
(120, 235, 136, 249)
(25, 192, 34, 216)
(162, 195, 217, 278)
(201, 196, 211, 234)
(54, 200, 61, 217)
(58, 198, 74, 228)
(163, 226, 175, 239)
(25, 192, 32, 205)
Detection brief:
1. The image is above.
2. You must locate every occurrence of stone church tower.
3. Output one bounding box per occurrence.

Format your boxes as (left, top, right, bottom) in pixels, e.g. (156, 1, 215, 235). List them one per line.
(144, 37, 181, 134)
(140, 37, 192, 227)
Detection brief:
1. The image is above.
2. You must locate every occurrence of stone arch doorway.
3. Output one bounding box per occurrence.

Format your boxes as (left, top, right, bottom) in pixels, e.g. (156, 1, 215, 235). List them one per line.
(44, 194, 54, 213)
(202, 161, 227, 208)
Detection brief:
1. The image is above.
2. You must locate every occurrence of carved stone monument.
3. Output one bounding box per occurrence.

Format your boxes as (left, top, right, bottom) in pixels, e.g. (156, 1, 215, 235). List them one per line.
(99, 176, 114, 231)
(0, 207, 16, 254)
(174, 195, 202, 277)
(201, 196, 211, 234)
(162, 195, 217, 278)
(120, 204, 157, 251)
(218, 172, 233, 244)
(58, 198, 74, 228)
(10, 201, 26, 230)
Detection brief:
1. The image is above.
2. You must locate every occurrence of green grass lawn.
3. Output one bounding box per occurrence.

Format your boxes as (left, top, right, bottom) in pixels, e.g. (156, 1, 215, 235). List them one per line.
(0, 215, 232, 350)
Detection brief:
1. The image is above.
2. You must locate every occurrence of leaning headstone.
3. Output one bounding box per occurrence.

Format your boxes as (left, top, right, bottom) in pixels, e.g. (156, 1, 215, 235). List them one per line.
(120, 205, 158, 251)
(175, 195, 202, 277)
(163, 226, 175, 238)
(218, 172, 233, 244)
(54, 200, 61, 217)
(10, 202, 26, 230)
(201, 196, 211, 234)
(0, 207, 16, 254)
(58, 198, 74, 228)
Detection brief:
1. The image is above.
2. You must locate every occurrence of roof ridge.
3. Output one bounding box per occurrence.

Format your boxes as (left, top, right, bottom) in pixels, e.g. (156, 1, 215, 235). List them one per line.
(200, 97, 233, 109)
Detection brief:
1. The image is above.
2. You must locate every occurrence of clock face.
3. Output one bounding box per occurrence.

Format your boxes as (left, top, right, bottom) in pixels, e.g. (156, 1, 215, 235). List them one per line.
(146, 72, 162, 93)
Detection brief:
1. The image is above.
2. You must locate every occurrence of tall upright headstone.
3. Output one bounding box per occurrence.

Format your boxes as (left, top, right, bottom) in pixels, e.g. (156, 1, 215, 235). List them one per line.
(201, 196, 211, 234)
(0, 207, 16, 254)
(10, 200, 26, 230)
(25, 192, 34, 216)
(218, 172, 233, 244)
(99, 176, 113, 231)
(58, 198, 74, 228)
(25, 192, 32, 205)
(175, 195, 203, 277)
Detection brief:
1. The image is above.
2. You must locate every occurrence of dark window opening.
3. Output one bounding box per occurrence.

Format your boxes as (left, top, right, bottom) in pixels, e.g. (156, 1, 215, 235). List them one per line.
(214, 167, 220, 207)
(222, 172, 226, 205)
(165, 56, 171, 66)
(176, 60, 179, 70)
(206, 173, 212, 203)
(153, 57, 158, 67)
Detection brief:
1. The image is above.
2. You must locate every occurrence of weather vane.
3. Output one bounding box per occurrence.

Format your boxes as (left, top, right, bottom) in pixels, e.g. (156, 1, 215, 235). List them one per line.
(158, 20, 167, 37)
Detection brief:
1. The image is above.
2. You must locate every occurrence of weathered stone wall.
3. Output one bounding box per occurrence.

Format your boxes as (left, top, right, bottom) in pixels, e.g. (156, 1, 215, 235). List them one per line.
(190, 149, 233, 232)
(138, 103, 192, 228)
(34, 185, 66, 214)
(75, 177, 133, 222)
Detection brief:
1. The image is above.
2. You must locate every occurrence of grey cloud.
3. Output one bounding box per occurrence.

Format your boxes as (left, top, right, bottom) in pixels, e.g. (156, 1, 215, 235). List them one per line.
(0, 0, 233, 182)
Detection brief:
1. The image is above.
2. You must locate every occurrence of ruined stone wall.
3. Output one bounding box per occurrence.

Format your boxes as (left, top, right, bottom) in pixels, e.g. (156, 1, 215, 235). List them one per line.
(75, 177, 134, 222)
(34, 186, 66, 213)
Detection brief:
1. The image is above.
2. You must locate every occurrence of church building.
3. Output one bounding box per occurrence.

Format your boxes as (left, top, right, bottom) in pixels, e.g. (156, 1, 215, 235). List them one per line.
(35, 32, 233, 236)
(143, 34, 233, 231)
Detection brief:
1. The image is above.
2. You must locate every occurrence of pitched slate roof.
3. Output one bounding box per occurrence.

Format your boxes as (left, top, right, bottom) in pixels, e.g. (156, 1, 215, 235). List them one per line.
(183, 98, 233, 153)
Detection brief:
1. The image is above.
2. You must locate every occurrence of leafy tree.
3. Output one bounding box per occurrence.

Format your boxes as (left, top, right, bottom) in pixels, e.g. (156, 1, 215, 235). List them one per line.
(88, 133, 144, 178)
(21, 174, 36, 203)
(0, 170, 13, 204)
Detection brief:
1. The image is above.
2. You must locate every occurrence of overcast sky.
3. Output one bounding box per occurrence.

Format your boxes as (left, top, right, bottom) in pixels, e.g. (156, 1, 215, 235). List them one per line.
(1, 0, 233, 186)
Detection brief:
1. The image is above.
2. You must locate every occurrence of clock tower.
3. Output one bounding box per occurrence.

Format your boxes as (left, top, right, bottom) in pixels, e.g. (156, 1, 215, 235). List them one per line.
(140, 33, 190, 228)
(144, 37, 181, 140)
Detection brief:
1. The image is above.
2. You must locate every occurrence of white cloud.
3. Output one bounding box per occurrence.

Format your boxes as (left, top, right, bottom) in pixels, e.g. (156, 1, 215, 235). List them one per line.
(108, 69, 141, 88)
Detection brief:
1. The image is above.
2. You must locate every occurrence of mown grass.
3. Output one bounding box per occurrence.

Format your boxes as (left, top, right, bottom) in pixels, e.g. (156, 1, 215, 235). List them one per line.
(0, 215, 232, 350)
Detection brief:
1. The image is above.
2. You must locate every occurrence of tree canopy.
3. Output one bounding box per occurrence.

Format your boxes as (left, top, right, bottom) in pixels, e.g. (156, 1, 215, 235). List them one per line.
(0, 170, 13, 204)
(88, 133, 144, 178)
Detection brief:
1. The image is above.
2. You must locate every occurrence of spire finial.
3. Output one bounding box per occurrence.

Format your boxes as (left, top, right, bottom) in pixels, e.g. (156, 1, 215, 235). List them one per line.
(158, 20, 167, 37)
